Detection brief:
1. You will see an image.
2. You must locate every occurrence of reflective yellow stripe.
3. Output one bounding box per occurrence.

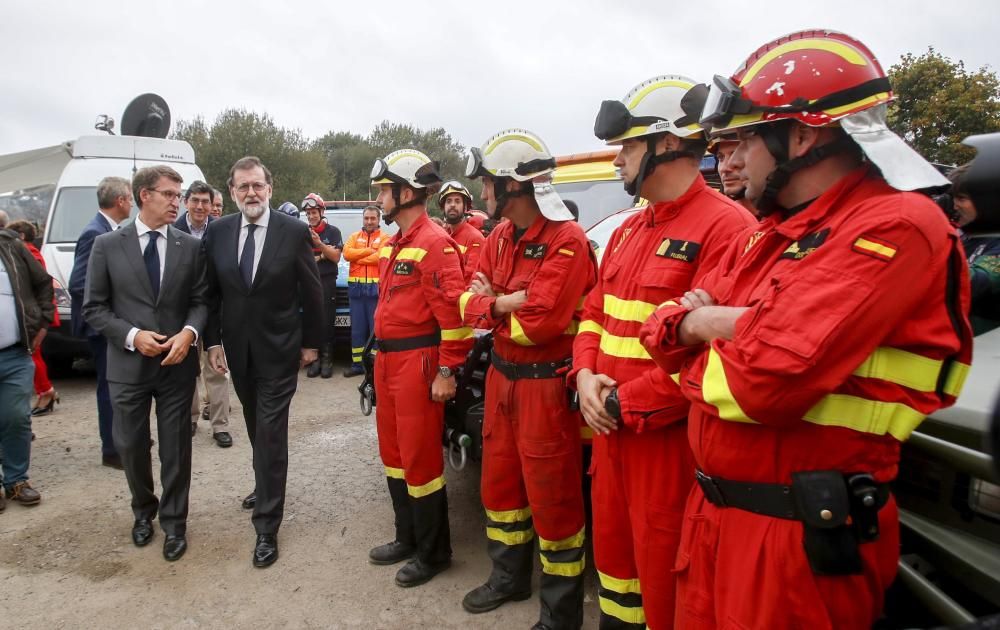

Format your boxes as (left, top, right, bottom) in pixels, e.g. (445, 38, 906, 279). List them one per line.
(441, 327, 474, 341)
(603, 294, 657, 323)
(485, 507, 531, 523)
(379, 246, 392, 258)
(395, 247, 428, 262)
(407, 475, 445, 498)
(558, 248, 575, 257)
(539, 527, 585, 552)
(510, 314, 535, 346)
(459, 291, 474, 320)
(852, 347, 941, 392)
(352, 347, 365, 353)
(487, 526, 535, 545)
(670, 372, 680, 384)
(599, 597, 646, 625)
(598, 570, 642, 594)
(457, 244, 467, 254)
(578, 320, 604, 336)
(944, 361, 970, 397)
(563, 320, 579, 335)
(702, 348, 757, 424)
(384, 466, 404, 479)
(804, 394, 927, 441)
(348, 276, 379, 283)
(575, 320, 651, 360)
(541, 554, 586, 577)
(854, 237, 897, 259)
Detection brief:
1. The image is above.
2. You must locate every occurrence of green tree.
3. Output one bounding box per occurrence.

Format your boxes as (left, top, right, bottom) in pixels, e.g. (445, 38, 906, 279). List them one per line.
(174, 110, 334, 211)
(888, 48, 1000, 165)
(312, 131, 379, 202)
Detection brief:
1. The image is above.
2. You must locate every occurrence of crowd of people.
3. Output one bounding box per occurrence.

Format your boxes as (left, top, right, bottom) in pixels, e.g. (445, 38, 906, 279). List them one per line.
(1, 27, 999, 629)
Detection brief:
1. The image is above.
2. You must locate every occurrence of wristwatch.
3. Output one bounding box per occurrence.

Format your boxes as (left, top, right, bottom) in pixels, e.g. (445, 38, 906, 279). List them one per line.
(604, 387, 622, 420)
(438, 366, 455, 378)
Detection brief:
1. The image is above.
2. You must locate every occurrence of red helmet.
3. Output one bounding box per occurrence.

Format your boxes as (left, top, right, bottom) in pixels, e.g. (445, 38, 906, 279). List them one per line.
(701, 29, 892, 132)
(301, 192, 325, 212)
(466, 210, 488, 231)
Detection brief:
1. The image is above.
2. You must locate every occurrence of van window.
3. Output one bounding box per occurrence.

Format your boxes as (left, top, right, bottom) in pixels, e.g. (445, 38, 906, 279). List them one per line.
(47, 186, 137, 243)
(552, 180, 633, 230)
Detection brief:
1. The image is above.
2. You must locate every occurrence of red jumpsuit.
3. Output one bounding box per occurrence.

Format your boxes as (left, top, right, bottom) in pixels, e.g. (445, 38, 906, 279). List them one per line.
(448, 219, 486, 285)
(639, 167, 973, 629)
(569, 176, 755, 629)
(461, 214, 597, 630)
(374, 212, 473, 565)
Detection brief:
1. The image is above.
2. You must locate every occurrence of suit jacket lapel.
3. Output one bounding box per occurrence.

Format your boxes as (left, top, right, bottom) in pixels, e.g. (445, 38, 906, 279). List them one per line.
(251, 211, 285, 292)
(119, 223, 156, 303)
(159, 226, 184, 304)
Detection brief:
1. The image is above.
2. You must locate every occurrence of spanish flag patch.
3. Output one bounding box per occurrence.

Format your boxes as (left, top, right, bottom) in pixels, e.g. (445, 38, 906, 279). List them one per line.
(852, 235, 898, 262)
(557, 248, 575, 257)
(443, 247, 455, 254)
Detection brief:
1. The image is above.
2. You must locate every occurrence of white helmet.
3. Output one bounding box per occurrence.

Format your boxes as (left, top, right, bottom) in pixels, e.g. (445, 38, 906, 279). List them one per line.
(594, 75, 707, 145)
(465, 129, 572, 221)
(370, 149, 441, 189)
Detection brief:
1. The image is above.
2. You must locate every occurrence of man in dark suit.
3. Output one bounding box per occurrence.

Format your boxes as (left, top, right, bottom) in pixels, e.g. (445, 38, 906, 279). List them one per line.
(83, 165, 208, 562)
(202, 156, 323, 568)
(69, 176, 134, 469)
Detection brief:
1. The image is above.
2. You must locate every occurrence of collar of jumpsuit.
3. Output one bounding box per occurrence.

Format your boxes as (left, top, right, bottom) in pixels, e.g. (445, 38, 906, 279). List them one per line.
(766, 165, 873, 241)
(642, 173, 708, 227)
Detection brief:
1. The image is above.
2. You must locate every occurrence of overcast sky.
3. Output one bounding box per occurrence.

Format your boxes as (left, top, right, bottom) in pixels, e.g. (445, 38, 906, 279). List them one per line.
(2, 0, 999, 159)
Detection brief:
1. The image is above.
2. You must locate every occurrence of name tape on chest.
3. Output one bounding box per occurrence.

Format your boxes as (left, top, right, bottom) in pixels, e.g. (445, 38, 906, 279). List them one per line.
(393, 261, 415, 276)
(655, 238, 701, 263)
(779, 229, 830, 261)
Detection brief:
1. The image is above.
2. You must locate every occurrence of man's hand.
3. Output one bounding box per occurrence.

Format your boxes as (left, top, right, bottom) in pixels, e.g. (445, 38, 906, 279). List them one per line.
(680, 288, 716, 311)
(300, 347, 318, 369)
(207, 346, 228, 374)
(160, 329, 195, 366)
(469, 272, 496, 297)
(309, 228, 321, 246)
(431, 373, 457, 402)
(134, 330, 168, 357)
(577, 368, 619, 435)
(492, 290, 528, 316)
(30, 328, 47, 353)
(678, 305, 750, 345)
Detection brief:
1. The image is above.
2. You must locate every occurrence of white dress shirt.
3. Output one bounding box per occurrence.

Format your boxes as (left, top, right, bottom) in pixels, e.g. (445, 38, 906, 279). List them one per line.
(124, 218, 198, 351)
(238, 210, 269, 284)
(98, 210, 122, 231)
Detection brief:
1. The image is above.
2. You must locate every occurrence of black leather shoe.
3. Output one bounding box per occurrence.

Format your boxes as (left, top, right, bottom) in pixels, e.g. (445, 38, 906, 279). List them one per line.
(462, 582, 532, 613)
(531, 624, 553, 630)
(395, 558, 451, 588)
(305, 361, 321, 378)
(132, 519, 155, 547)
(253, 534, 278, 568)
(368, 540, 415, 566)
(102, 453, 124, 470)
(241, 491, 256, 510)
(213, 432, 233, 448)
(163, 535, 187, 561)
(343, 365, 365, 378)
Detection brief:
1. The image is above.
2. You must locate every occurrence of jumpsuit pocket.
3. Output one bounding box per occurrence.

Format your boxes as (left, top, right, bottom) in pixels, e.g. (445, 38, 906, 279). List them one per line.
(673, 512, 714, 623)
(639, 264, 694, 297)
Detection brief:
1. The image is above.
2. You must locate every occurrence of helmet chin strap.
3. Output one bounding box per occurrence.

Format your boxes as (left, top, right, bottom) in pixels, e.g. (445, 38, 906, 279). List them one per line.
(490, 179, 532, 219)
(384, 184, 426, 223)
(624, 135, 699, 203)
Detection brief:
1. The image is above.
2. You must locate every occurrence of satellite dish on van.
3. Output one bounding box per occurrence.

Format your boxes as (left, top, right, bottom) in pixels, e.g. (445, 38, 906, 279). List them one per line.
(120, 93, 171, 138)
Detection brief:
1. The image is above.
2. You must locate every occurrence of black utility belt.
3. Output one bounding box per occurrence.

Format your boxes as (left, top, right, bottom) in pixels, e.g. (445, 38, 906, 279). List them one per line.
(375, 333, 440, 353)
(490, 351, 571, 380)
(696, 469, 891, 576)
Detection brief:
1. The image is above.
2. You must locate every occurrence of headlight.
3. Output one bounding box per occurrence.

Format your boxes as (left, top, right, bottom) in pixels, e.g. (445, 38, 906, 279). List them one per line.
(52, 278, 72, 309)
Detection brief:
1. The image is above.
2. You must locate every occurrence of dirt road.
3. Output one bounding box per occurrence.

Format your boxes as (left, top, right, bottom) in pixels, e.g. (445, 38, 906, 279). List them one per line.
(0, 360, 599, 629)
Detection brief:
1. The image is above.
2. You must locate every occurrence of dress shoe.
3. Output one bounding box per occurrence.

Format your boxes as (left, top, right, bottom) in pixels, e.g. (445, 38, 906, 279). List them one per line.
(241, 491, 256, 510)
(132, 519, 155, 547)
(213, 432, 233, 448)
(163, 535, 187, 561)
(6, 481, 40, 506)
(368, 540, 415, 566)
(343, 364, 365, 378)
(31, 389, 59, 416)
(201, 406, 210, 421)
(253, 534, 278, 568)
(102, 453, 124, 470)
(395, 557, 451, 588)
(462, 582, 532, 614)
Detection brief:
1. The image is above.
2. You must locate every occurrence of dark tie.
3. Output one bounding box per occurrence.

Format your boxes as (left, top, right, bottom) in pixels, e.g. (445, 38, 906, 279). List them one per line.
(240, 224, 257, 289)
(144, 231, 160, 301)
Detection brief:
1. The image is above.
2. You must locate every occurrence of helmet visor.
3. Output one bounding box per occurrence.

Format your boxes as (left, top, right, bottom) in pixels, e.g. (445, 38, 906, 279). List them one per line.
(465, 147, 488, 179)
(413, 160, 442, 187)
(370, 158, 389, 182)
(700, 75, 748, 129)
(301, 196, 323, 210)
(594, 99, 665, 141)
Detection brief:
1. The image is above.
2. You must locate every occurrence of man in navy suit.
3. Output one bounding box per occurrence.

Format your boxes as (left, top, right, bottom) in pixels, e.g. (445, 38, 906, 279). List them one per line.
(69, 176, 133, 469)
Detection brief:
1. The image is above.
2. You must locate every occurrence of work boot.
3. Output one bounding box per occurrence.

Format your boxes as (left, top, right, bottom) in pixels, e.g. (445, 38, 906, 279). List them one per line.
(368, 540, 415, 565)
(370, 477, 416, 565)
(7, 481, 41, 506)
(462, 582, 532, 614)
(395, 557, 451, 588)
(305, 359, 321, 378)
(343, 364, 365, 378)
(320, 343, 334, 379)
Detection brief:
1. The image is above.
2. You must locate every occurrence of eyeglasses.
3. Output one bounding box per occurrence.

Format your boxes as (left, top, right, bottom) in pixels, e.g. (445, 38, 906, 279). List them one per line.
(150, 189, 183, 202)
(234, 182, 269, 195)
(186, 197, 212, 206)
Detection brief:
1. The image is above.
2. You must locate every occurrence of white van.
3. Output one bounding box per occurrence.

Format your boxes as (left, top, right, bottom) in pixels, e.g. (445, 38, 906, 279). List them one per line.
(23, 135, 205, 369)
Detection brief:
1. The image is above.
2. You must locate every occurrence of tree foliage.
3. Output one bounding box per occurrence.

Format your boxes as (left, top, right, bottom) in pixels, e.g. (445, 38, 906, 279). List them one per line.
(173, 110, 333, 211)
(888, 48, 1000, 165)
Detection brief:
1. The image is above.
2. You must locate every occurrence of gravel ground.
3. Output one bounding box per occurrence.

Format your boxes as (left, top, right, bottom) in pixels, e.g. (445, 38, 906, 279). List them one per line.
(0, 358, 599, 629)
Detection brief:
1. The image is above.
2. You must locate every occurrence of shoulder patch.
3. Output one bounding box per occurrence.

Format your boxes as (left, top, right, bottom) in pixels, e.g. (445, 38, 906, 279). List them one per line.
(523, 243, 547, 259)
(852, 234, 897, 262)
(393, 261, 414, 275)
(655, 238, 701, 263)
(779, 228, 830, 261)
(557, 248, 575, 257)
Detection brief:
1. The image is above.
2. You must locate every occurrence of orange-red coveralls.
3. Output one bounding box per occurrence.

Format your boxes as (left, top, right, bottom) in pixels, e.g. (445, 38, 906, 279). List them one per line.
(639, 168, 973, 629)
(448, 219, 486, 285)
(461, 214, 598, 629)
(343, 228, 384, 367)
(569, 175, 756, 629)
(374, 213, 474, 566)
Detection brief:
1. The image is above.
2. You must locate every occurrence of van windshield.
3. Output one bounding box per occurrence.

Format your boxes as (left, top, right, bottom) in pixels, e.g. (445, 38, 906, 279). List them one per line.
(552, 180, 634, 230)
(46, 187, 136, 243)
